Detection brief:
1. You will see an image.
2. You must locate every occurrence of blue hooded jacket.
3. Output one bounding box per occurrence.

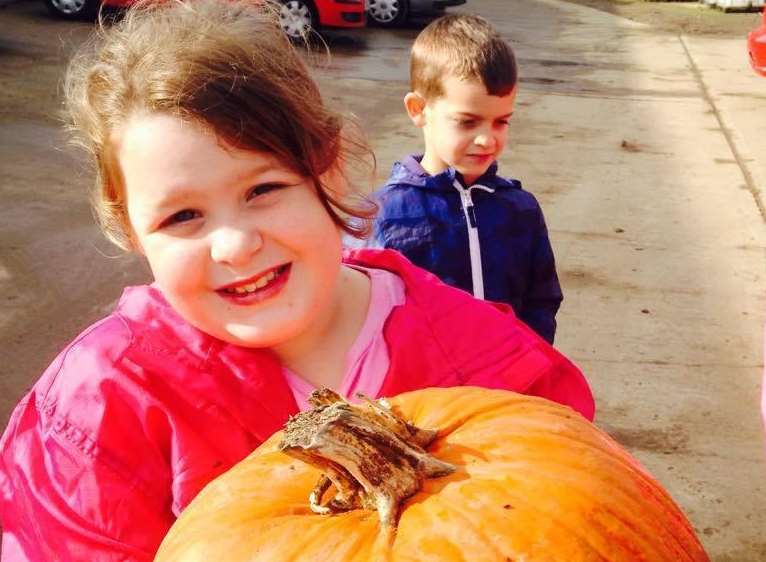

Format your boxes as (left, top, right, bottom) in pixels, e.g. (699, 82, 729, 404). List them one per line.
(372, 155, 562, 343)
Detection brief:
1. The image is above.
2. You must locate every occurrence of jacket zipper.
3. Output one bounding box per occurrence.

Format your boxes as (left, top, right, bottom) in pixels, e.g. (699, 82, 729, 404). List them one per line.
(452, 180, 493, 300)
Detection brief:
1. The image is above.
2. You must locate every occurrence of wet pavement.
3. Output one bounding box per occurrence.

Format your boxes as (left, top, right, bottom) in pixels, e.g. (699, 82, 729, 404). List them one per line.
(1, 0, 765, 559)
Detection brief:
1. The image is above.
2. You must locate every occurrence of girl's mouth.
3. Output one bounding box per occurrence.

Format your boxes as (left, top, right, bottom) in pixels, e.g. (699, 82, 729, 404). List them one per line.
(217, 263, 291, 305)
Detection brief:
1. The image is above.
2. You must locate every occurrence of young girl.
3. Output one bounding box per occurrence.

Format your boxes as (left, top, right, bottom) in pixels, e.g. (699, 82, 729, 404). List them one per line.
(0, 1, 594, 560)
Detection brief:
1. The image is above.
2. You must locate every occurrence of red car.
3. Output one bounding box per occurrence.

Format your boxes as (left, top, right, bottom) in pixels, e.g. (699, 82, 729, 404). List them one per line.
(45, 0, 366, 38)
(749, 8, 766, 77)
(277, 0, 366, 38)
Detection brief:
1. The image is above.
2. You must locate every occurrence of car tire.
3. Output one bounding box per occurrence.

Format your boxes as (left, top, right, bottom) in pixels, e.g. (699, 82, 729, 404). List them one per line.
(279, 0, 318, 40)
(368, 0, 409, 27)
(44, 0, 100, 20)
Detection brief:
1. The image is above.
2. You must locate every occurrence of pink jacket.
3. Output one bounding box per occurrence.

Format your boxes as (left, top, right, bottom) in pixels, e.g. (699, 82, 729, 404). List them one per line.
(0, 249, 593, 561)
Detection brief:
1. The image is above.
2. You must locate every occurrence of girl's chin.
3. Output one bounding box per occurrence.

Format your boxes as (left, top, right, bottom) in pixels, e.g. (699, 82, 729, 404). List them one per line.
(218, 321, 307, 349)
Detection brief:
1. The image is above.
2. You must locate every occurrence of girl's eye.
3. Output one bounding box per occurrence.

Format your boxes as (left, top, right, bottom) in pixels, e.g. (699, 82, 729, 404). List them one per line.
(458, 120, 476, 128)
(248, 182, 287, 200)
(160, 209, 200, 228)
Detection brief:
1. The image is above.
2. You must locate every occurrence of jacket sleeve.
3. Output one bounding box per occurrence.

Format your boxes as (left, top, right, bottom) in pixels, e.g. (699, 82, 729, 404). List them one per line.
(518, 207, 563, 344)
(0, 319, 180, 562)
(371, 188, 394, 250)
(411, 280, 595, 421)
(0, 396, 174, 562)
(471, 304, 595, 422)
(371, 187, 421, 253)
(518, 341, 596, 422)
(370, 198, 386, 249)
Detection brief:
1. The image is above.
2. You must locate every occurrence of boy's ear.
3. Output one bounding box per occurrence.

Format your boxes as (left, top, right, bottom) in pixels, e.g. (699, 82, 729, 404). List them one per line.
(404, 92, 427, 127)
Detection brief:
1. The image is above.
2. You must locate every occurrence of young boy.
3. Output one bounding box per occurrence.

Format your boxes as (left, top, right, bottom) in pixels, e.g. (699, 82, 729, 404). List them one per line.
(372, 14, 563, 344)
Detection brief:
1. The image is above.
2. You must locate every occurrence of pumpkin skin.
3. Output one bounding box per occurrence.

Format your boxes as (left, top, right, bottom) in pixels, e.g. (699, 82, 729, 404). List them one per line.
(155, 387, 710, 562)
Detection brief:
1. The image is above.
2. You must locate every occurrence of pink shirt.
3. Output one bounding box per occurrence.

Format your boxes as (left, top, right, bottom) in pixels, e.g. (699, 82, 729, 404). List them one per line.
(284, 267, 406, 410)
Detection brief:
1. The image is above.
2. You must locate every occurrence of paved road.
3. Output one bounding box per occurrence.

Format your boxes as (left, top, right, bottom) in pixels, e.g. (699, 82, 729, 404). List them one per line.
(1, 0, 764, 559)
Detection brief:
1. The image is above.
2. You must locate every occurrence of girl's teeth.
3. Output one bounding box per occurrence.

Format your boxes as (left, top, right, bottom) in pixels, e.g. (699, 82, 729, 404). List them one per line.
(229, 269, 278, 294)
(254, 274, 270, 289)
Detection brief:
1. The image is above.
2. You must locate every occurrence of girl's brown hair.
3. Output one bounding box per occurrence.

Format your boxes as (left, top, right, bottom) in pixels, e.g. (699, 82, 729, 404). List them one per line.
(410, 14, 517, 101)
(65, 0, 376, 250)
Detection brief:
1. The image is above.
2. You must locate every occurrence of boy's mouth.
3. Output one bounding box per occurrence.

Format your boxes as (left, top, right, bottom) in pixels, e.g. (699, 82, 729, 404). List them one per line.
(467, 153, 494, 161)
(217, 263, 291, 303)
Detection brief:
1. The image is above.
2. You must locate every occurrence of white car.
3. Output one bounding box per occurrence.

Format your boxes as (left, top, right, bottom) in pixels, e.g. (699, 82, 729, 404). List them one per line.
(367, 0, 466, 27)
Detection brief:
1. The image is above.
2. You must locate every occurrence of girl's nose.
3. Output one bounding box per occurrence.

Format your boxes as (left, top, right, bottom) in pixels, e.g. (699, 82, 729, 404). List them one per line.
(209, 225, 262, 267)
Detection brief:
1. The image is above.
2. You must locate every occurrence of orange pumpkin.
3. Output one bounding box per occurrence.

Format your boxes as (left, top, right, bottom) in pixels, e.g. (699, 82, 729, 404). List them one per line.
(155, 387, 710, 562)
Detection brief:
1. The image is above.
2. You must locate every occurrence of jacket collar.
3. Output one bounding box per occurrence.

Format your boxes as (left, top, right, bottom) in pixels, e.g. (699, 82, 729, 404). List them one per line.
(395, 154, 501, 191)
(342, 247, 431, 307)
(117, 284, 296, 442)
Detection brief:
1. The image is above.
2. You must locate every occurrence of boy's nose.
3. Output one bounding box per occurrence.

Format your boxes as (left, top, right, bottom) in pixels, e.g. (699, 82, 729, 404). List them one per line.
(210, 225, 262, 267)
(474, 134, 496, 149)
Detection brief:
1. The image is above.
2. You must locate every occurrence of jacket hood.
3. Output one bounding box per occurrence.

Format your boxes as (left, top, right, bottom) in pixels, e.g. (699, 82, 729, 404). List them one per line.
(387, 154, 515, 192)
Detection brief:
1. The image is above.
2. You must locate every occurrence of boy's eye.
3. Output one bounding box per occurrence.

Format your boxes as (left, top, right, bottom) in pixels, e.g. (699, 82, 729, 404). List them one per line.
(458, 119, 476, 127)
(161, 209, 200, 228)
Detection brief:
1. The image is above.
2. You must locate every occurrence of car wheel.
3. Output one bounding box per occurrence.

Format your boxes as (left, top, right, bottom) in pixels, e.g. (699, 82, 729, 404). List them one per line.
(368, 0, 408, 27)
(44, 0, 100, 20)
(279, 0, 317, 40)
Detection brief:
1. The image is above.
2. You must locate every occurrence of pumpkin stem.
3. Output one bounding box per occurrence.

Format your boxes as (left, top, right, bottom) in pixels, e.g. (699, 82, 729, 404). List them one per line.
(280, 389, 455, 527)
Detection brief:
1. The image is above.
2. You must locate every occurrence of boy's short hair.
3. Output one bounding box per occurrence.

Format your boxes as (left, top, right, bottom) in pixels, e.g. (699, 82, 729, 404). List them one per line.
(410, 14, 517, 100)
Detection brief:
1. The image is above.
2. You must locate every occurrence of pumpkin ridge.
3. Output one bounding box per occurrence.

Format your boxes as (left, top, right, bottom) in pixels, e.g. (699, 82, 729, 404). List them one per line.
(403, 389, 529, 435)
(418, 403, 705, 562)
(396, 487, 512, 561)
(439, 410, 661, 493)
(241, 510, 382, 560)
(436, 405, 582, 445)
(461, 464, 700, 561)
(447, 475, 648, 562)
(409, 476, 615, 562)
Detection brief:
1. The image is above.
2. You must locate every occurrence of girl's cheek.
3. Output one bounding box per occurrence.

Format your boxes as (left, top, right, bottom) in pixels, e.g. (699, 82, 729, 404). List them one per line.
(147, 240, 205, 286)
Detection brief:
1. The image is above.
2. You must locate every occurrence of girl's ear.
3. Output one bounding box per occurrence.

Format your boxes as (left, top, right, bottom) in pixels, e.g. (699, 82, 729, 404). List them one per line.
(130, 238, 145, 256)
(126, 223, 145, 255)
(319, 161, 350, 198)
(132, 239, 145, 255)
(404, 92, 427, 127)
